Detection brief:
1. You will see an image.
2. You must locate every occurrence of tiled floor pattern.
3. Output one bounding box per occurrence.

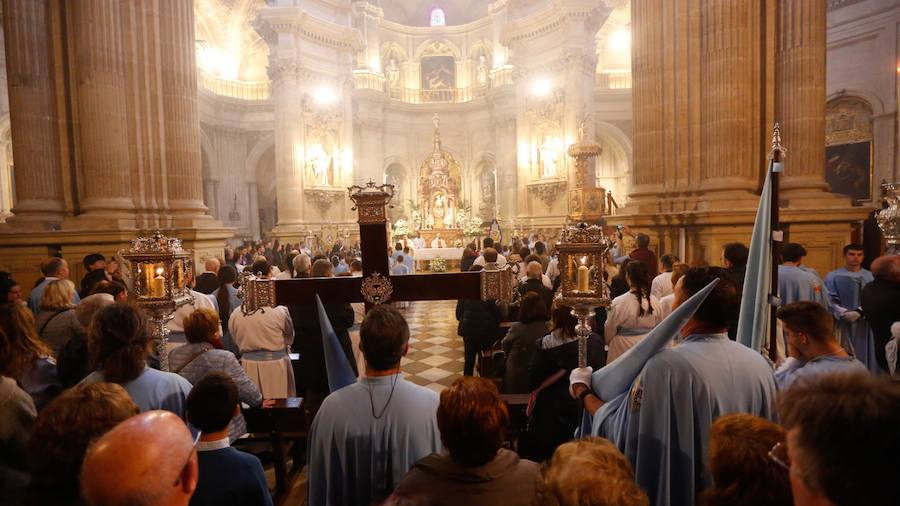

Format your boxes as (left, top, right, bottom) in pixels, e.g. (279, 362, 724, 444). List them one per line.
(397, 299, 464, 393)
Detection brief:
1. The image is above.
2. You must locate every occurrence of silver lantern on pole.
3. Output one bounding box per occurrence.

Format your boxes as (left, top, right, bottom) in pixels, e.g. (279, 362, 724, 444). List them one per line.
(555, 222, 613, 367)
(877, 181, 900, 255)
(117, 231, 195, 371)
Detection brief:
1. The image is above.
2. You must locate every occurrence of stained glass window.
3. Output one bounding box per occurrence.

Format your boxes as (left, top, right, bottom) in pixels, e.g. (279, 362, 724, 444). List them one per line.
(430, 8, 446, 27)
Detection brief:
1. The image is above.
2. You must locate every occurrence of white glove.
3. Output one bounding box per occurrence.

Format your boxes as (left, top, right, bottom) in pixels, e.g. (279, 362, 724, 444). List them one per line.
(568, 366, 594, 399)
(841, 310, 862, 322)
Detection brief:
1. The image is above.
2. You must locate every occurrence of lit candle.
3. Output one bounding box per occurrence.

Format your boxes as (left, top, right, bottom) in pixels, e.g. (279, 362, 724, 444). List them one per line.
(576, 257, 590, 292)
(152, 267, 165, 298)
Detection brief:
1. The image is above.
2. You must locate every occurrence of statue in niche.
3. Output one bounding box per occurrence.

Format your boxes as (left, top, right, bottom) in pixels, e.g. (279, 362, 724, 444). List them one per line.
(386, 58, 400, 89)
(539, 133, 559, 178)
(433, 193, 445, 219)
(475, 55, 488, 87)
(307, 142, 332, 186)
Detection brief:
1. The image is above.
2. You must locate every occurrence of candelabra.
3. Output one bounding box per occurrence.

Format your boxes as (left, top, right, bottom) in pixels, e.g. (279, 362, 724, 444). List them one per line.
(117, 232, 194, 371)
(877, 181, 900, 254)
(555, 222, 613, 366)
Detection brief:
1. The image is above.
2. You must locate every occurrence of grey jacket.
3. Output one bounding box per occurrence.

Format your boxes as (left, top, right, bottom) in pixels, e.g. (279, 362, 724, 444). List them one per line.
(35, 309, 84, 357)
(169, 343, 263, 440)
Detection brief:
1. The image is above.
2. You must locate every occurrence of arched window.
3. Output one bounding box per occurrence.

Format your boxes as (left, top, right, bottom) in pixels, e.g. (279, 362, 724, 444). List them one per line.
(430, 8, 446, 27)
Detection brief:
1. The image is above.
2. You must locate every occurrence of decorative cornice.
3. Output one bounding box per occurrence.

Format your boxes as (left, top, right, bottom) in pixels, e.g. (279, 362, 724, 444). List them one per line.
(528, 180, 568, 210)
(304, 188, 345, 215)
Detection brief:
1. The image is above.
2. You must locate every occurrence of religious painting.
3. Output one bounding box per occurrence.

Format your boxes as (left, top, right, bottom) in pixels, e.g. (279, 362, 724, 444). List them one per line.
(825, 141, 872, 202)
(420, 55, 455, 91)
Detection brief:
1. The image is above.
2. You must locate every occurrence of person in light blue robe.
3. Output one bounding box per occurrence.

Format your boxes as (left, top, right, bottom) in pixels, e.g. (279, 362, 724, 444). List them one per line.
(573, 267, 777, 506)
(307, 305, 441, 506)
(823, 245, 879, 372)
(774, 301, 868, 391)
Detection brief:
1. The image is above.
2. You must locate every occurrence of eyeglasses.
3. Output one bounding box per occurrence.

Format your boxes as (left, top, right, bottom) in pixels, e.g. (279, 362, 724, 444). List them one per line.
(768, 441, 791, 472)
(172, 430, 202, 487)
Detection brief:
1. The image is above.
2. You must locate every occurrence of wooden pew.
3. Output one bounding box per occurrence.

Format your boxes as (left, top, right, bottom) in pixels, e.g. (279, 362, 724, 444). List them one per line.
(240, 398, 306, 504)
(500, 393, 530, 452)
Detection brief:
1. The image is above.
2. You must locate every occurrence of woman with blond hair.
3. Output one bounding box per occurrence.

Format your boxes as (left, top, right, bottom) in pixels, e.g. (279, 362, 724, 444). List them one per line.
(0, 303, 61, 409)
(34, 279, 85, 356)
(538, 437, 648, 506)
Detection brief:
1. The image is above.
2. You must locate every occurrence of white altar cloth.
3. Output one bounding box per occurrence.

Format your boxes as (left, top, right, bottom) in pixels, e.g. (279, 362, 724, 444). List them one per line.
(412, 247, 465, 261)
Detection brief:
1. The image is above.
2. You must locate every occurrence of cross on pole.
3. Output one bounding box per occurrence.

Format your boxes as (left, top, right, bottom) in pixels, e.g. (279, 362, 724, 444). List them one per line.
(240, 181, 513, 313)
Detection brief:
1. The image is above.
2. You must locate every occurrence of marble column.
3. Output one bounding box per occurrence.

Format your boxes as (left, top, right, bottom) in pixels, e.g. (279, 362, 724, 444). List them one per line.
(777, 0, 829, 194)
(69, 0, 133, 215)
(159, 0, 206, 216)
(2, 0, 67, 224)
(248, 182, 260, 240)
(270, 64, 305, 231)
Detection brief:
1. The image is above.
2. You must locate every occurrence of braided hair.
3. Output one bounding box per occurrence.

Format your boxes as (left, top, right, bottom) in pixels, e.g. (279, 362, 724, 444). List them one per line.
(89, 303, 150, 384)
(625, 261, 654, 317)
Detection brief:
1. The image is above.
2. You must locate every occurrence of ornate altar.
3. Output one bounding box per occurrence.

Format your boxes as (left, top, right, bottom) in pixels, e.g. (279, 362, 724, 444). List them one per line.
(418, 114, 463, 233)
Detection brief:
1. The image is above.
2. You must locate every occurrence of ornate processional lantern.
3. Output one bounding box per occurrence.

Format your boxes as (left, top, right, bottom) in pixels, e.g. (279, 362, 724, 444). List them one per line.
(555, 222, 613, 367)
(877, 181, 900, 255)
(117, 232, 195, 371)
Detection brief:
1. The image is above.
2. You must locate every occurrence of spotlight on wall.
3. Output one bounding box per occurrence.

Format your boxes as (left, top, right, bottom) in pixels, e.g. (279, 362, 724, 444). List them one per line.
(314, 86, 338, 105)
(531, 79, 552, 97)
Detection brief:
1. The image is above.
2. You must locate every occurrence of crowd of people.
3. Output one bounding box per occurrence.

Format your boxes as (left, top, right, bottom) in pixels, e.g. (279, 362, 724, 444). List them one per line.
(0, 230, 898, 506)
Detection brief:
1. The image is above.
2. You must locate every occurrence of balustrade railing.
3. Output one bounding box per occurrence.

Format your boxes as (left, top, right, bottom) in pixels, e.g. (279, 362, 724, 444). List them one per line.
(198, 69, 271, 100)
(597, 71, 632, 90)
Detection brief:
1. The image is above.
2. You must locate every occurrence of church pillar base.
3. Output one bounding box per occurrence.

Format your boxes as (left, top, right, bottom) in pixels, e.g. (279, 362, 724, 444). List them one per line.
(611, 204, 872, 276)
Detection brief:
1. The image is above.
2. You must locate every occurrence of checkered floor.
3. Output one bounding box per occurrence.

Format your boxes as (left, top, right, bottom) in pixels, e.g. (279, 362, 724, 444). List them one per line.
(399, 300, 464, 393)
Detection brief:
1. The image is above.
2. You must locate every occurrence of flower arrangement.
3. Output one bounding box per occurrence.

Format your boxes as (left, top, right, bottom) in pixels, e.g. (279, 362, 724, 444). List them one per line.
(431, 257, 447, 272)
(464, 215, 484, 238)
(393, 218, 409, 239)
(453, 239, 464, 248)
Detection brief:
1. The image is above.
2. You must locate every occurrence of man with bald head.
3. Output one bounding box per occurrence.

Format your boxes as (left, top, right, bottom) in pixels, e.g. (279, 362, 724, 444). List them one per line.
(861, 255, 900, 372)
(81, 411, 199, 506)
(518, 260, 553, 314)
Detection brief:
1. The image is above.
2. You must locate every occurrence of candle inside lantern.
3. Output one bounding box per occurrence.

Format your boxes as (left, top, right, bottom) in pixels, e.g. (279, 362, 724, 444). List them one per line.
(576, 257, 590, 292)
(151, 267, 165, 297)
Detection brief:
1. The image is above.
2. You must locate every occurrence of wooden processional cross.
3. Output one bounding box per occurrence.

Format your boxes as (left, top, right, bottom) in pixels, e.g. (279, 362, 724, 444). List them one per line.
(240, 181, 513, 313)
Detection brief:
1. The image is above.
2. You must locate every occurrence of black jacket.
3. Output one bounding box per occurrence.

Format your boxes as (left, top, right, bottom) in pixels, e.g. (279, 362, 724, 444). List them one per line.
(521, 333, 604, 462)
(194, 272, 220, 295)
(518, 278, 554, 316)
(456, 298, 504, 346)
(861, 277, 900, 371)
(288, 302, 357, 396)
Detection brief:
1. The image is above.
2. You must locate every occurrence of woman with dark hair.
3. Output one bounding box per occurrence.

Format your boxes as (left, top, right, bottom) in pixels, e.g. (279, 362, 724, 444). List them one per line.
(604, 260, 664, 363)
(609, 258, 632, 299)
(393, 377, 540, 505)
(0, 271, 22, 305)
(521, 303, 604, 462)
(0, 304, 61, 409)
(211, 265, 241, 355)
(80, 303, 192, 416)
(501, 293, 550, 393)
(460, 246, 478, 272)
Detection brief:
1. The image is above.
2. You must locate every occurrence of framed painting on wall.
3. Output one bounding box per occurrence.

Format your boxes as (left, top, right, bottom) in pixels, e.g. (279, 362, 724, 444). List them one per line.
(825, 141, 872, 202)
(420, 55, 455, 90)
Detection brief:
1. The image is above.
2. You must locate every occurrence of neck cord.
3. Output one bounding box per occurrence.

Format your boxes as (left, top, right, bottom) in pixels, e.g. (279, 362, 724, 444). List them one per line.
(367, 372, 400, 420)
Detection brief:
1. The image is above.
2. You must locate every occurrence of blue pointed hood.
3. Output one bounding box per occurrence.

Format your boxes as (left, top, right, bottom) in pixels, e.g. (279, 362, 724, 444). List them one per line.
(590, 278, 720, 400)
(317, 294, 357, 392)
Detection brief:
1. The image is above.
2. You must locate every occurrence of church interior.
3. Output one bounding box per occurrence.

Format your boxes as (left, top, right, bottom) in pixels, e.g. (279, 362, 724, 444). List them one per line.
(0, 1, 899, 505)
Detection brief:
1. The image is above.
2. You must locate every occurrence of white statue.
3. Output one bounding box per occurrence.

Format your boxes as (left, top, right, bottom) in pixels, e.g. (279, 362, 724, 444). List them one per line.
(475, 55, 488, 86)
(307, 143, 331, 186)
(539, 137, 559, 178)
(386, 58, 400, 89)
